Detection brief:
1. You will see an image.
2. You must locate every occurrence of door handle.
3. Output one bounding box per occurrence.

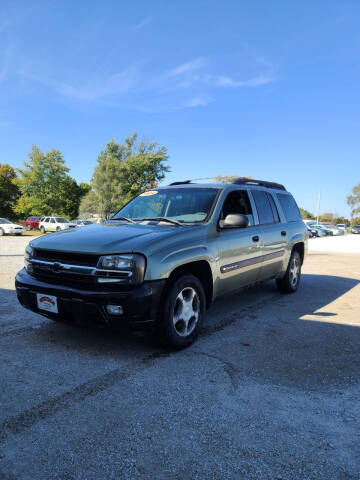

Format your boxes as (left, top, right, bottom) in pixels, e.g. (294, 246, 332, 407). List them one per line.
(281, 231, 286, 236)
(252, 235, 259, 242)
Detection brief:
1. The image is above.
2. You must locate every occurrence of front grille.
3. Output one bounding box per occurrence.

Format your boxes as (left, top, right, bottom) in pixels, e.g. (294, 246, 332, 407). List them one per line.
(31, 268, 96, 288)
(29, 249, 133, 291)
(33, 249, 99, 267)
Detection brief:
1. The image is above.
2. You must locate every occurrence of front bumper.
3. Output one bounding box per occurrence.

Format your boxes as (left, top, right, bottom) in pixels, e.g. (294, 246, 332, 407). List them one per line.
(15, 268, 166, 328)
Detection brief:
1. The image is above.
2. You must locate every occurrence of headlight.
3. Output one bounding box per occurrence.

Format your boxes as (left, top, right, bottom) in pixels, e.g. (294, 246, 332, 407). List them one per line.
(96, 254, 146, 284)
(24, 245, 34, 272)
(25, 245, 34, 260)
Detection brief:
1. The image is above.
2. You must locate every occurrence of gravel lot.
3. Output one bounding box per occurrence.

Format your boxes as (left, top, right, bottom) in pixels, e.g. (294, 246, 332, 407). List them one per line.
(1, 235, 360, 479)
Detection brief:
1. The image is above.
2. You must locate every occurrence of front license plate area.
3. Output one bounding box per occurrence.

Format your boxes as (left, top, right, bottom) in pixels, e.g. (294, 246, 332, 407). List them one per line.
(36, 293, 58, 314)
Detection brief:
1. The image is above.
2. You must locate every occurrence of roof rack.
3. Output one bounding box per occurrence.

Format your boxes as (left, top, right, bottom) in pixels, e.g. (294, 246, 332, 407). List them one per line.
(231, 177, 286, 191)
(169, 180, 193, 185)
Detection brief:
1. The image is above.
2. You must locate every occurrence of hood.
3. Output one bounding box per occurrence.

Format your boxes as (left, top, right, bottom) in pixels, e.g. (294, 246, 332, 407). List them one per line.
(30, 222, 197, 254)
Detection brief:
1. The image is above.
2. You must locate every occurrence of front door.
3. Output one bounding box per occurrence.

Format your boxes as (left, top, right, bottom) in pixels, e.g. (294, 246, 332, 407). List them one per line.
(217, 190, 263, 295)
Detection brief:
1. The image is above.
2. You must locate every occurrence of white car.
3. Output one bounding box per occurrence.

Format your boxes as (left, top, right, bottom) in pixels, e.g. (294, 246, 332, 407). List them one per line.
(0, 218, 25, 236)
(39, 216, 76, 233)
(336, 224, 347, 232)
(70, 219, 93, 227)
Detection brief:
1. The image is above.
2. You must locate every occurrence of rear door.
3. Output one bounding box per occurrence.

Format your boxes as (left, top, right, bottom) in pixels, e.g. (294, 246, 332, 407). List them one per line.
(217, 189, 263, 294)
(250, 189, 286, 280)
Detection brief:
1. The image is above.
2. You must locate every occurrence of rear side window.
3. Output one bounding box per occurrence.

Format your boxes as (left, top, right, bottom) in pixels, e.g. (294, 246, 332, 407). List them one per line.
(277, 194, 302, 222)
(266, 193, 280, 223)
(252, 190, 277, 224)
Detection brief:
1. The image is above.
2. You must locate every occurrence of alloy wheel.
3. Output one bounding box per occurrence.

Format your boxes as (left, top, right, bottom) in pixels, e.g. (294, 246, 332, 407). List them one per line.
(172, 287, 200, 337)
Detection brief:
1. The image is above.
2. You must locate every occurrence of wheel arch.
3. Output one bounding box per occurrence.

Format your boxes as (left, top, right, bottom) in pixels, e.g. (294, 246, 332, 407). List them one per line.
(292, 242, 305, 265)
(162, 260, 214, 309)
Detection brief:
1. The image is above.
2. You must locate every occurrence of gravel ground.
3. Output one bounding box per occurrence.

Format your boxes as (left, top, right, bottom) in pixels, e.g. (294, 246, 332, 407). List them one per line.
(0, 235, 360, 479)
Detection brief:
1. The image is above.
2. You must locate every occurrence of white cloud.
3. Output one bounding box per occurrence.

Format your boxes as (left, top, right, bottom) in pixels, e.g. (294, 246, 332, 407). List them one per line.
(168, 57, 207, 77)
(213, 73, 274, 87)
(20, 67, 138, 101)
(185, 95, 213, 108)
(129, 15, 156, 32)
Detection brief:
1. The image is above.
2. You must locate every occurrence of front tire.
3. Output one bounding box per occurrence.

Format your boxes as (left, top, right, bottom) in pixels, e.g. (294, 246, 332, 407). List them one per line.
(40, 226, 45, 234)
(0, 228, 4, 236)
(158, 274, 206, 349)
(276, 250, 301, 293)
(26, 225, 32, 231)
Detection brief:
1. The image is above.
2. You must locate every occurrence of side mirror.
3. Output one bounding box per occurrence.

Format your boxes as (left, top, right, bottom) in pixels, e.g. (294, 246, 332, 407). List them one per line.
(221, 214, 249, 229)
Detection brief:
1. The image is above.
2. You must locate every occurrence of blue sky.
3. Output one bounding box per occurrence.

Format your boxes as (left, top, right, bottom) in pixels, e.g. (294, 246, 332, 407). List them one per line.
(1, 0, 359, 217)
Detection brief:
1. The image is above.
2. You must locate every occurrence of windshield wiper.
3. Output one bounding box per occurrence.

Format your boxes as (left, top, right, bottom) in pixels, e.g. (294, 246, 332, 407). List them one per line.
(140, 217, 184, 226)
(110, 217, 136, 224)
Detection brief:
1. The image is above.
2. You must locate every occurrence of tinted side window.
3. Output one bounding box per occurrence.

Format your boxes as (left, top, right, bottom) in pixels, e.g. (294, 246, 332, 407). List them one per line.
(277, 194, 302, 222)
(252, 190, 275, 224)
(267, 193, 280, 223)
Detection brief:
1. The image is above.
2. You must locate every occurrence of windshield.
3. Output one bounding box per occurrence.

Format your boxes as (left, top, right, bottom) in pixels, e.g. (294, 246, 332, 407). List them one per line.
(113, 188, 219, 223)
(55, 217, 69, 223)
(0, 218, 11, 224)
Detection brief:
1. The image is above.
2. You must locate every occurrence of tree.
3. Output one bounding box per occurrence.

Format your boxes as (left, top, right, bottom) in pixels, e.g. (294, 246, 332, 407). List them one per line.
(15, 146, 86, 218)
(299, 208, 314, 219)
(0, 164, 19, 218)
(347, 184, 360, 220)
(319, 212, 334, 222)
(84, 133, 170, 218)
(333, 216, 350, 226)
(213, 174, 252, 183)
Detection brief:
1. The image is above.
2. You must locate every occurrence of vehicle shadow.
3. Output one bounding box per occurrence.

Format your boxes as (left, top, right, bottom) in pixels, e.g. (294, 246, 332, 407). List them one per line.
(201, 273, 360, 391)
(1, 272, 359, 390)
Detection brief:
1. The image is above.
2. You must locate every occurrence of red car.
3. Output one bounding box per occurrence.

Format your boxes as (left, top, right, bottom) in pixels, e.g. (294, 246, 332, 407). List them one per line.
(25, 216, 41, 230)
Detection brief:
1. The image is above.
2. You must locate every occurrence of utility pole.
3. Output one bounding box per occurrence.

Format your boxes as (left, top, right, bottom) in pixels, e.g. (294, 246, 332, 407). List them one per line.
(316, 191, 321, 224)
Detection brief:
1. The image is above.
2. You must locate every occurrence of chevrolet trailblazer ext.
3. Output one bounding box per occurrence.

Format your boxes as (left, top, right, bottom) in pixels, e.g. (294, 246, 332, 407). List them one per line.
(16, 178, 307, 348)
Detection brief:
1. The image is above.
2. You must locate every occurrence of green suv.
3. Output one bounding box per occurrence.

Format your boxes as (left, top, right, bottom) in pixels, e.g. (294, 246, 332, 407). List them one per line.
(16, 178, 307, 348)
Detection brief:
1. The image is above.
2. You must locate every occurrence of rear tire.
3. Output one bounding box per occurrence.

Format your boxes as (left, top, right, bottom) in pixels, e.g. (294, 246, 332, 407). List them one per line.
(56, 226, 61, 232)
(40, 226, 45, 234)
(276, 250, 301, 293)
(158, 274, 206, 349)
(0, 228, 4, 236)
(26, 225, 32, 231)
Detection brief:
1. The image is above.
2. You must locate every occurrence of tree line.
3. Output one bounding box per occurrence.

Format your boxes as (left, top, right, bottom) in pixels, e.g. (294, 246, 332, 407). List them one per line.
(0, 133, 169, 220)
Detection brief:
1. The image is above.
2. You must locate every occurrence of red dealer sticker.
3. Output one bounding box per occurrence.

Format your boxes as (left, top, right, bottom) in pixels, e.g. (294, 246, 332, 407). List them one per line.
(36, 293, 58, 313)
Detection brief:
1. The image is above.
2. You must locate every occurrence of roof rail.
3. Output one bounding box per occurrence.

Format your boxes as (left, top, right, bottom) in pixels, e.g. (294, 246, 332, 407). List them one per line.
(169, 180, 193, 185)
(231, 177, 286, 191)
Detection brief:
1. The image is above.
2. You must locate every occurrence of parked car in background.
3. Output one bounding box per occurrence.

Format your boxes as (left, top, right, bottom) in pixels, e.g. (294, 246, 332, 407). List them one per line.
(336, 224, 347, 232)
(70, 220, 93, 227)
(351, 225, 360, 234)
(325, 224, 344, 236)
(25, 216, 41, 230)
(0, 218, 25, 236)
(306, 226, 318, 238)
(314, 224, 333, 235)
(311, 226, 327, 237)
(39, 216, 76, 234)
(304, 220, 316, 228)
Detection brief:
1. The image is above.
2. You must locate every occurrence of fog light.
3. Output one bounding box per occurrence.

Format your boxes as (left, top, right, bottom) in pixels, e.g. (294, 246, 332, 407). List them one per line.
(106, 305, 124, 316)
